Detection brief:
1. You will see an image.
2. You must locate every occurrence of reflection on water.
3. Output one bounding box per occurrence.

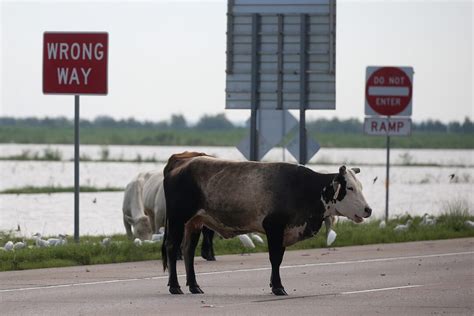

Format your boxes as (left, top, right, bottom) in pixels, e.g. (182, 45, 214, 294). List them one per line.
(0, 145, 473, 236)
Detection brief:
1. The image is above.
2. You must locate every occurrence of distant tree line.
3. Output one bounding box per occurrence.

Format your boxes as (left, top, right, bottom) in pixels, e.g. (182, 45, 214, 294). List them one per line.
(0, 114, 472, 133)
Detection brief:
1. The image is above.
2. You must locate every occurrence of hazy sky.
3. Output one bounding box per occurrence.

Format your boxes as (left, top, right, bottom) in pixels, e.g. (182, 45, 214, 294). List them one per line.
(1, 0, 472, 124)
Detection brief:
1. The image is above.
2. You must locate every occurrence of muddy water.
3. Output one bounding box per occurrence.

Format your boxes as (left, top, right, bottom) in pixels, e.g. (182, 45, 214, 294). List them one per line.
(1, 145, 472, 236)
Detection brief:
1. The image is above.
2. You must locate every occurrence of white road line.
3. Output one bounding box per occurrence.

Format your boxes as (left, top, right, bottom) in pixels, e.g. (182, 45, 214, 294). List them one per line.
(1, 250, 472, 294)
(341, 284, 423, 295)
(253, 284, 425, 302)
(279, 251, 474, 270)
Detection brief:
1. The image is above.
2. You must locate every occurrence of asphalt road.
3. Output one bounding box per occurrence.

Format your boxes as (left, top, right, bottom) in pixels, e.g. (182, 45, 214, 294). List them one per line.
(1, 238, 473, 315)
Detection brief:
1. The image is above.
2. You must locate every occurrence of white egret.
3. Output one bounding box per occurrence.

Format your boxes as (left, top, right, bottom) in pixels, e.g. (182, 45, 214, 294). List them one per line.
(394, 220, 413, 232)
(4, 241, 14, 251)
(238, 234, 255, 248)
(249, 233, 264, 245)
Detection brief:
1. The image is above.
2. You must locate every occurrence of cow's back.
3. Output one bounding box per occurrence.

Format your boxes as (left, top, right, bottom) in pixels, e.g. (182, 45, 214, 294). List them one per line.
(142, 172, 162, 211)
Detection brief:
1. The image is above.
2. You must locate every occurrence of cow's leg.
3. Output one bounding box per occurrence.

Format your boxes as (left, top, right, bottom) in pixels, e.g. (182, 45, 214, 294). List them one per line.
(123, 216, 133, 239)
(263, 216, 287, 296)
(324, 216, 335, 236)
(200, 226, 216, 261)
(176, 245, 183, 261)
(165, 220, 185, 294)
(183, 224, 204, 294)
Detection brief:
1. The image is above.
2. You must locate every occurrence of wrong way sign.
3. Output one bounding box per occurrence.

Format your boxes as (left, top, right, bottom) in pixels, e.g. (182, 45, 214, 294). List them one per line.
(43, 32, 108, 95)
(365, 66, 413, 116)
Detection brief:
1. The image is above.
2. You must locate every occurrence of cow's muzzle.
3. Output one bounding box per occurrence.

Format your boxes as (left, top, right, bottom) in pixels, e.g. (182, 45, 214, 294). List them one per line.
(364, 207, 372, 218)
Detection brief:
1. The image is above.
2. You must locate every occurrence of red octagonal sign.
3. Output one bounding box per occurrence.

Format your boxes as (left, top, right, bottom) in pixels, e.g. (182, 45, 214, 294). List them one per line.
(365, 66, 413, 116)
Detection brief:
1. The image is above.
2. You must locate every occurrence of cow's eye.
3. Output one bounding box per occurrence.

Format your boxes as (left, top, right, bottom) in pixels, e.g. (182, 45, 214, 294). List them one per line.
(347, 187, 354, 191)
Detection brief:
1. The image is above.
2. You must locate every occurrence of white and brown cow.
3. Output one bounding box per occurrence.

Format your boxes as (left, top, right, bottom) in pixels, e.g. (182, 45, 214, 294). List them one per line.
(122, 172, 155, 241)
(122, 167, 217, 260)
(161, 152, 372, 296)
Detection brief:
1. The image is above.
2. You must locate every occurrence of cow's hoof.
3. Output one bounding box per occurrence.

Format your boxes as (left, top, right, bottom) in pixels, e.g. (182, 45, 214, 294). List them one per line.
(202, 255, 216, 261)
(169, 286, 184, 294)
(189, 286, 204, 294)
(201, 250, 216, 261)
(272, 287, 288, 296)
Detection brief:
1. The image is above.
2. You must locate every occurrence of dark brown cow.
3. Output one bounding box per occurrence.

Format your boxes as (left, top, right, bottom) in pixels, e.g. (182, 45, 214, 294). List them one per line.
(162, 153, 372, 295)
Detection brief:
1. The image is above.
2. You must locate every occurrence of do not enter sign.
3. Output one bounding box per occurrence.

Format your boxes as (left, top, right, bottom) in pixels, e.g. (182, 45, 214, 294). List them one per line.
(365, 66, 413, 116)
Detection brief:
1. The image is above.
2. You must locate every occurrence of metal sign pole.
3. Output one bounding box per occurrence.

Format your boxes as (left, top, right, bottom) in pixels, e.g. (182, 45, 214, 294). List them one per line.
(385, 117, 390, 221)
(74, 95, 80, 242)
(299, 14, 308, 165)
(250, 13, 259, 161)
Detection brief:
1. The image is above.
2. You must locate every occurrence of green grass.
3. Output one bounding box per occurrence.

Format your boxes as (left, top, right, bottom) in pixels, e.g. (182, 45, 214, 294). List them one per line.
(0, 186, 123, 194)
(0, 126, 247, 146)
(1, 210, 473, 272)
(0, 125, 472, 148)
(308, 131, 474, 149)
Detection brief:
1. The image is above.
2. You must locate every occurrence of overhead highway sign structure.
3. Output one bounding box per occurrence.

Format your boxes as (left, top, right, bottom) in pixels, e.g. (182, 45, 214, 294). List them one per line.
(226, 0, 336, 164)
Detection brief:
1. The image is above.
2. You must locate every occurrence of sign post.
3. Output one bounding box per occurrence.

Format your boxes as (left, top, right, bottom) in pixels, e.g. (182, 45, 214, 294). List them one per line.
(74, 95, 80, 241)
(364, 66, 414, 221)
(43, 32, 108, 242)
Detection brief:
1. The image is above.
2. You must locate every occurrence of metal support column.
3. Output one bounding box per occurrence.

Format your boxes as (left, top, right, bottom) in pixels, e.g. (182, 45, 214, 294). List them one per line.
(385, 125, 391, 221)
(225, 0, 235, 74)
(74, 95, 80, 242)
(277, 14, 284, 110)
(250, 13, 260, 161)
(299, 14, 308, 165)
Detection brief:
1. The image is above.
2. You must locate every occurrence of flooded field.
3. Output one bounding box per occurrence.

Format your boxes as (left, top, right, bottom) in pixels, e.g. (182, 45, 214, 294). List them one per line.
(1, 144, 473, 236)
(1, 143, 473, 166)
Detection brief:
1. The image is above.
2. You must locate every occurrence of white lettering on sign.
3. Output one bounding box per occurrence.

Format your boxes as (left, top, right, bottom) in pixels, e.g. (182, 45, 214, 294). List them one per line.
(47, 42, 102, 86)
(47, 43, 104, 61)
(373, 76, 384, 85)
(57, 68, 68, 84)
(81, 68, 91, 85)
(47, 43, 59, 59)
(376, 97, 401, 106)
(94, 43, 104, 60)
(388, 76, 405, 85)
(57, 67, 92, 85)
(60, 43, 69, 60)
(70, 43, 81, 60)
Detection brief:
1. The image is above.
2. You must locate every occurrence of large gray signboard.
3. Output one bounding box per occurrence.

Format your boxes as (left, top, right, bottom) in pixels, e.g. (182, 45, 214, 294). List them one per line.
(225, 0, 336, 110)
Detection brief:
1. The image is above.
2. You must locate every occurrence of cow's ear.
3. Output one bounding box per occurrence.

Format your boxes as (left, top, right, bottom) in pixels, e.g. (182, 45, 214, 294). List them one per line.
(339, 165, 347, 176)
(351, 167, 360, 174)
(125, 215, 135, 225)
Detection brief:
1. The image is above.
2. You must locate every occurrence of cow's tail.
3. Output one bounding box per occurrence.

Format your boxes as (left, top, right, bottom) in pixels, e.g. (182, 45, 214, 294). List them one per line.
(161, 216, 168, 271)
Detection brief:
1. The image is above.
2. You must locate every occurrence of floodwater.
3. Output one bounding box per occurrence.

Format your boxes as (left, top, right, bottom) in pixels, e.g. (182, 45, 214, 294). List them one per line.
(0, 144, 473, 236)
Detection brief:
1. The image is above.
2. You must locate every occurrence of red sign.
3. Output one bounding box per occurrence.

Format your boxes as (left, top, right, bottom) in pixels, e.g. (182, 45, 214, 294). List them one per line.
(365, 66, 413, 116)
(43, 32, 108, 95)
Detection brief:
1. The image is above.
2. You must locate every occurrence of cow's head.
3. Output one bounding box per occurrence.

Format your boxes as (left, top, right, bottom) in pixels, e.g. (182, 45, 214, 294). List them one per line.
(322, 166, 372, 223)
(125, 215, 153, 241)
